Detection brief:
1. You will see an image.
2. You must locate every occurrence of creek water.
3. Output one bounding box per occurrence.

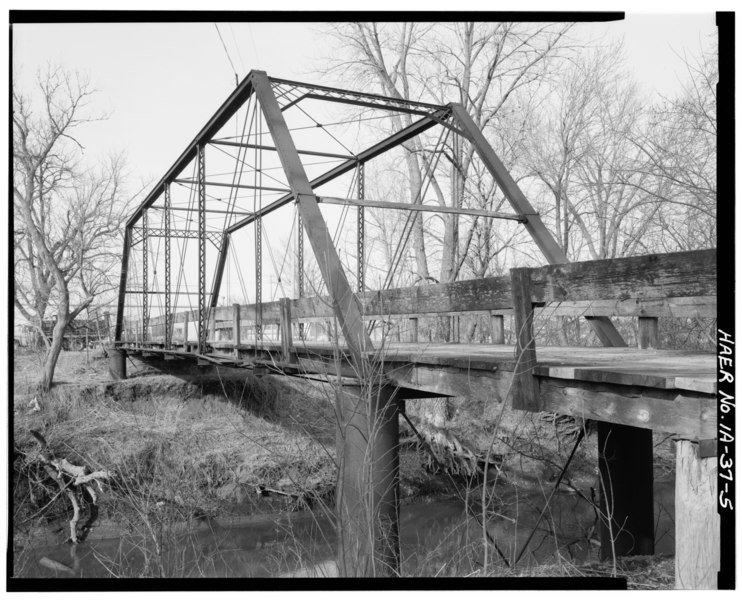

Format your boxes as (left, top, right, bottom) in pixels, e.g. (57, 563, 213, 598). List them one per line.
(14, 477, 674, 578)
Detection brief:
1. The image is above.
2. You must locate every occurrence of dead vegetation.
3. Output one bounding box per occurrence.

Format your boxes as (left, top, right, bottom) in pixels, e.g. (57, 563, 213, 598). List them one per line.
(12, 348, 676, 584)
(12, 351, 337, 555)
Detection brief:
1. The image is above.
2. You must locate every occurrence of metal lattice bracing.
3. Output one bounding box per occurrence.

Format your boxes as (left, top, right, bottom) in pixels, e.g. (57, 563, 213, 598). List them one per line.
(130, 228, 222, 248)
(296, 210, 304, 298)
(255, 215, 262, 343)
(141, 210, 148, 343)
(164, 183, 171, 349)
(357, 163, 365, 293)
(197, 144, 207, 353)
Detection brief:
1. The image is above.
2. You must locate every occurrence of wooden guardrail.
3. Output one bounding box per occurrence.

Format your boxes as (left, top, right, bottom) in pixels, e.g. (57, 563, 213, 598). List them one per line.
(509, 249, 716, 410)
(132, 249, 716, 353)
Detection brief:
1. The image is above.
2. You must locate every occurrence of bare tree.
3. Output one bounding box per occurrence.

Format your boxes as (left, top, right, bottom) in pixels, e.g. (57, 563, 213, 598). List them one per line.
(524, 42, 675, 263)
(626, 40, 717, 251)
(13, 66, 131, 390)
(325, 22, 575, 290)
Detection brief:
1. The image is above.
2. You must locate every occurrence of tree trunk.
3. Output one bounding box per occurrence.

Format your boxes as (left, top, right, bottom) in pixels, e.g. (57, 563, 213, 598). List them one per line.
(403, 153, 430, 282)
(40, 316, 68, 390)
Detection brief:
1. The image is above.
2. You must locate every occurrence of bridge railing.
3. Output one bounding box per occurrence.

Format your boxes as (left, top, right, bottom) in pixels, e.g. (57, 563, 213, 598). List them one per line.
(509, 248, 716, 410)
(126, 248, 716, 361)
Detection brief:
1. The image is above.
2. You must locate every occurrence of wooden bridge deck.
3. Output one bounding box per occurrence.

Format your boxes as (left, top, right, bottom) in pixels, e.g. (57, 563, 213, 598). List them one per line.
(196, 339, 714, 394)
(123, 338, 716, 441)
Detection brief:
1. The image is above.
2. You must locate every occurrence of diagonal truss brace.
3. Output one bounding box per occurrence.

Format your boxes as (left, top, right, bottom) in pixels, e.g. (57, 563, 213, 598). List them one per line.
(251, 70, 373, 366)
(449, 104, 626, 348)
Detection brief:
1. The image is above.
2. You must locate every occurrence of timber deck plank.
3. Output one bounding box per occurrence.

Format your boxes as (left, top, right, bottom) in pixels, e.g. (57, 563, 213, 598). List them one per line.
(195, 340, 717, 394)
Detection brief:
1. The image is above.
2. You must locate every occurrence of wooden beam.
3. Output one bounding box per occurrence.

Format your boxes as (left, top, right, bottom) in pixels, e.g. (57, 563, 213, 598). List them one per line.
(279, 297, 293, 362)
(182, 313, 189, 349)
(147, 279, 715, 332)
(317, 195, 523, 221)
(674, 440, 720, 589)
(145, 248, 716, 337)
(638, 317, 660, 349)
(408, 317, 418, 343)
(528, 250, 716, 305)
(232, 303, 240, 359)
(251, 70, 373, 366)
(386, 364, 507, 404)
(510, 268, 539, 411)
(490, 313, 505, 344)
(539, 379, 716, 440)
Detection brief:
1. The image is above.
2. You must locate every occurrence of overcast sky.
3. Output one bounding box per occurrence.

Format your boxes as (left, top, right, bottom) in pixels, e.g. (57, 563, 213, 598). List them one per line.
(12, 15, 716, 198)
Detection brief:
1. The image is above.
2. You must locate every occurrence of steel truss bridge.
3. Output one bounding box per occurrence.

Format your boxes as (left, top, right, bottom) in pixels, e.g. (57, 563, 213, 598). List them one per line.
(113, 71, 718, 584)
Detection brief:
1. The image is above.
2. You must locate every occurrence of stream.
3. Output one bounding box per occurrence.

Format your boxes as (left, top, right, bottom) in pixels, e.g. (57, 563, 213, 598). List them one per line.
(14, 476, 674, 579)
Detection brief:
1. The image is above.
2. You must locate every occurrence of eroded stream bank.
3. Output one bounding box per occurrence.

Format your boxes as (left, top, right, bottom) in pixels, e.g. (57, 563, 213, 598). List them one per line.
(13, 352, 677, 581)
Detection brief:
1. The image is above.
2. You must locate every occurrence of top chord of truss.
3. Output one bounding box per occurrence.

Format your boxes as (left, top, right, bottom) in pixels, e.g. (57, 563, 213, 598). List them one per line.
(270, 76, 448, 115)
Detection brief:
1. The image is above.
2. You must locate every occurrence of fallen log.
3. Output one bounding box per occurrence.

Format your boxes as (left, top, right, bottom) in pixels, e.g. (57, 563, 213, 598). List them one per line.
(29, 430, 112, 543)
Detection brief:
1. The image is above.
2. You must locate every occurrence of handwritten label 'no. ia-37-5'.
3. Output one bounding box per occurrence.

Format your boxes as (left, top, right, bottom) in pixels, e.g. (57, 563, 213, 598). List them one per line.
(718, 329, 734, 511)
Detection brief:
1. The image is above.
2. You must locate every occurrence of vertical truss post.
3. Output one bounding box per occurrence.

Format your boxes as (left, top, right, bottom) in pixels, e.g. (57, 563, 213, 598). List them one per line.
(296, 209, 304, 339)
(142, 210, 149, 344)
(357, 162, 365, 293)
(115, 226, 132, 342)
(255, 216, 263, 344)
(197, 144, 207, 354)
(164, 183, 172, 349)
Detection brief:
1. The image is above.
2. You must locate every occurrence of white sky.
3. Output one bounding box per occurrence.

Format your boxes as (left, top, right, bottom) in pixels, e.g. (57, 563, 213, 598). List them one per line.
(11, 16, 716, 199)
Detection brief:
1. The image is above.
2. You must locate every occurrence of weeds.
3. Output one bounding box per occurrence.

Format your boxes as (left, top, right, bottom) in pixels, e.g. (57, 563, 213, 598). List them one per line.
(12, 343, 676, 583)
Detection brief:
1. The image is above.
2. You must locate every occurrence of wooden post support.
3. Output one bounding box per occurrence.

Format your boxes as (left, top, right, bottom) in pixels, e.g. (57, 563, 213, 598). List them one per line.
(638, 316, 660, 349)
(509, 268, 539, 411)
(232, 303, 241, 358)
(490, 313, 505, 344)
(279, 297, 293, 362)
(209, 311, 216, 343)
(183, 313, 189, 352)
(598, 423, 654, 561)
(336, 384, 400, 577)
(108, 348, 126, 380)
(674, 439, 719, 589)
(408, 317, 418, 343)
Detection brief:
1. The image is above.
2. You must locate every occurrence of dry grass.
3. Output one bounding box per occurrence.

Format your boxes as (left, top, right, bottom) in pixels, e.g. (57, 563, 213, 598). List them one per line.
(12, 350, 337, 553)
